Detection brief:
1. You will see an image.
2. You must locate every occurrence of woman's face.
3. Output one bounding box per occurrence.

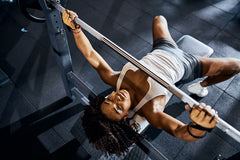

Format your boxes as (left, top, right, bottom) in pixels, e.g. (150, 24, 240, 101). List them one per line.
(100, 89, 131, 121)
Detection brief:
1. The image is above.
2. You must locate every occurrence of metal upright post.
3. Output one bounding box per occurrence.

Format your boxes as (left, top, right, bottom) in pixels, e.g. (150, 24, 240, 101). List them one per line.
(37, 0, 96, 103)
(38, 0, 74, 98)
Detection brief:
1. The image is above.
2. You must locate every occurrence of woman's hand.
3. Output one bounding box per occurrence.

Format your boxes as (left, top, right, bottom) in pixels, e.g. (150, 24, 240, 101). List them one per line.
(62, 9, 80, 30)
(185, 103, 218, 129)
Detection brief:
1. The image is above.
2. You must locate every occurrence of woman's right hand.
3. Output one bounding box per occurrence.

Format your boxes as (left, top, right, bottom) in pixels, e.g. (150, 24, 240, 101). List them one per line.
(62, 9, 80, 30)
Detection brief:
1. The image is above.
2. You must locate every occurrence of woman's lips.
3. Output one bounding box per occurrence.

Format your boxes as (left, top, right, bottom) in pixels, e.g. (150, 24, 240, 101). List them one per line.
(119, 90, 127, 98)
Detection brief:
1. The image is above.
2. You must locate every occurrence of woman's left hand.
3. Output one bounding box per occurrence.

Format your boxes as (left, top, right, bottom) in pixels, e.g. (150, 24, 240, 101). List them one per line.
(185, 103, 218, 129)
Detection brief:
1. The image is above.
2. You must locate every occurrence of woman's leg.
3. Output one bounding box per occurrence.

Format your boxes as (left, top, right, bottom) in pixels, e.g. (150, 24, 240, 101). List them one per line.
(198, 57, 240, 87)
(152, 16, 175, 43)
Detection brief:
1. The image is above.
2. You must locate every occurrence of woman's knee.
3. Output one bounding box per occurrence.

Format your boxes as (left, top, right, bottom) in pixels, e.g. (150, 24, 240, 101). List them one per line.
(153, 15, 167, 27)
(229, 58, 240, 74)
(152, 15, 173, 42)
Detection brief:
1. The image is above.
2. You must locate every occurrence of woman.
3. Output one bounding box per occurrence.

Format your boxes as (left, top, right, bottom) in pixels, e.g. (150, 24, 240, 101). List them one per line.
(62, 10, 240, 157)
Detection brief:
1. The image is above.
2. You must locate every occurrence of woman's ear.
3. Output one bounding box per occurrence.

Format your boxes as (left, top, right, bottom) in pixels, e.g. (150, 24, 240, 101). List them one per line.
(123, 116, 128, 122)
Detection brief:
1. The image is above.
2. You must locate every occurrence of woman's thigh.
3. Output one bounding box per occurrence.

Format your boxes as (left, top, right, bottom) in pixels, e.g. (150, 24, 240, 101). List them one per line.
(198, 56, 240, 77)
(152, 16, 175, 43)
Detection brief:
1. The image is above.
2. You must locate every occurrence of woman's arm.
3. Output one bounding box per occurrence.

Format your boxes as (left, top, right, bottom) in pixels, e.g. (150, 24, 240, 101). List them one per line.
(62, 10, 119, 87)
(142, 102, 217, 142)
(72, 29, 119, 86)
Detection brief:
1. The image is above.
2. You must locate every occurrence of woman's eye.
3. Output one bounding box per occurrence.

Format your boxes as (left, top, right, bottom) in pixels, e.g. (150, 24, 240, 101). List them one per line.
(107, 98, 113, 102)
(117, 105, 122, 111)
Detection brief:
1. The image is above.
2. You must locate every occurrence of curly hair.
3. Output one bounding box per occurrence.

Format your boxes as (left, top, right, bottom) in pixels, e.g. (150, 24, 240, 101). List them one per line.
(81, 95, 144, 157)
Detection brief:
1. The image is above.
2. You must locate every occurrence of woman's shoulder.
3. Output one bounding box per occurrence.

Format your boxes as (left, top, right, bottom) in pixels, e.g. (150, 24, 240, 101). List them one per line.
(141, 95, 166, 112)
(104, 70, 121, 87)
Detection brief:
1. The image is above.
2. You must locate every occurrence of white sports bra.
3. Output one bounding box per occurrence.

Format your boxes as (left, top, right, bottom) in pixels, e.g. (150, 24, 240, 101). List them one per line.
(116, 49, 184, 118)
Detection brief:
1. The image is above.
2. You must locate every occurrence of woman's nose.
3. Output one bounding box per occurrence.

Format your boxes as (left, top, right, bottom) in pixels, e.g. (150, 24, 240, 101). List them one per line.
(115, 95, 121, 102)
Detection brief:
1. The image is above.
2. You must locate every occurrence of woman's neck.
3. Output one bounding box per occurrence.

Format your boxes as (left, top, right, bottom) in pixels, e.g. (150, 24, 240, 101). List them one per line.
(121, 69, 150, 110)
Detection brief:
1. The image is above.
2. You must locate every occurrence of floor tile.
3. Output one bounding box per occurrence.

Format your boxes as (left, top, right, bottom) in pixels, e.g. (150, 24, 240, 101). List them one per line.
(192, 5, 234, 29)
(38, 128, 65, 153)
(103, 26, 150, 56)
(86, 0, 144, 27)
(122, 13, 154, 44)
(214, 93, 240, 131)
(122, 13, 183, 46)
(70, 2, 122, 39)
(212, 93, 240, 150)
(150, 131, 187, 160)
(224, 12, 240, 40)
(172, 14, 220, 44)
(16, 60, 67, 109)
(141, 0, 184, 19)
(181, 83, 224, 107)
(135, 44, 153, 60)
(126, 0, 166, 13)
(0, 84, 36, 128)
(175, 133, 238, 160)
(145, 111, 191, 160)
(225, 74, 240, 102)
(207, 0, 240, 15)
(208, 31, 240, 58)
(169, 27, 184, 42)
(54, 113, 81, 143)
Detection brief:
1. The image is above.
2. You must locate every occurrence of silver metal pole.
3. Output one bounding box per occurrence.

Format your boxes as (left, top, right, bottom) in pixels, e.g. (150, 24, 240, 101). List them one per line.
(49, 0, 240, 143)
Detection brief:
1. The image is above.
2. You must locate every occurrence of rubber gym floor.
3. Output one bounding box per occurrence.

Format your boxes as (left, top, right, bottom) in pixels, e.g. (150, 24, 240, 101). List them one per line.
(0, 0, 240, 160)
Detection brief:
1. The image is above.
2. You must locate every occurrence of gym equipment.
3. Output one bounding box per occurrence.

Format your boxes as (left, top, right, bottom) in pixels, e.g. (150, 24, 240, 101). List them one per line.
(18, 0, 45, 22)
(18, 0, 97, 105)
(18, 0, 240, 159)
(49, 0, 240, 143)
